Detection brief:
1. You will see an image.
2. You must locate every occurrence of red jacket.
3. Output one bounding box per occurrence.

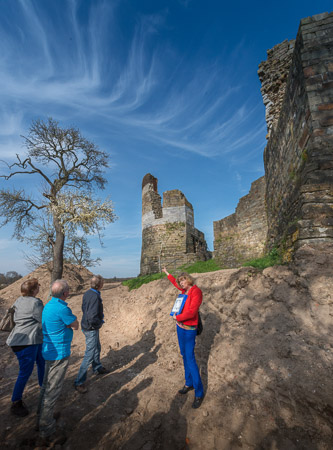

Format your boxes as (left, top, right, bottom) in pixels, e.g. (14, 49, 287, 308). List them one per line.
(167, 274, 202, 326)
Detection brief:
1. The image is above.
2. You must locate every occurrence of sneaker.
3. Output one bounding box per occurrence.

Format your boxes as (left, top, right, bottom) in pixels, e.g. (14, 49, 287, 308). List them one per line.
(75, 384, 88, 394)
(11, 400, 29, 417)
(96, 367, 110, 375)
(192, 397, 204, 409)
(178, 385, 194, 395)
(36, 429, 66, 447)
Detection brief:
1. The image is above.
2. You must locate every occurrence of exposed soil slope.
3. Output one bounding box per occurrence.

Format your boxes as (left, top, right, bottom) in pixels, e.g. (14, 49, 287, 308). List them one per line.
(0, 244, 332, 449)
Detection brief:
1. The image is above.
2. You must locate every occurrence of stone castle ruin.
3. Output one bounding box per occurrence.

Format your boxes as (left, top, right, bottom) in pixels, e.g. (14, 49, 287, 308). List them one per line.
(141, 13, 332, 273)
(213, 177, 268, 267)
(140, 174, 210, 275)
(214, 11, 333, 267)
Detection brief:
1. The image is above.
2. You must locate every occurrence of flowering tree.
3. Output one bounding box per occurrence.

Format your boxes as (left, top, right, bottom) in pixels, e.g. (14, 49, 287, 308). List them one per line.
(0, 118, 116, 282)
(23, 220, 102, 271)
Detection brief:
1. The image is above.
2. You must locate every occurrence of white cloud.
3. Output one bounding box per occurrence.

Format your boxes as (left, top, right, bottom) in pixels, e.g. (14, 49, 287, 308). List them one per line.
(0, 137, 25, 159)
(0, 2, 264, 161)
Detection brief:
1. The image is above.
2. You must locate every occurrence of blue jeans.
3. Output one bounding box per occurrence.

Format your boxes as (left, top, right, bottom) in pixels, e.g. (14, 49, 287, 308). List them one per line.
(176, 325, 204, 397)
(12, 344, 45, 402)
(75, 329, 102, 386)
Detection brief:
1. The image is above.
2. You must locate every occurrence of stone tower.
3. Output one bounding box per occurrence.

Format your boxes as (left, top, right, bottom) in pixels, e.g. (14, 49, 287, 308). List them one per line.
(140, 174, 211, 275)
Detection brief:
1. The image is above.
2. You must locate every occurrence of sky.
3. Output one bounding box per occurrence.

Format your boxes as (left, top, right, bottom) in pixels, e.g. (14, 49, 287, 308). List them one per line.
(0, 0, 332, 278)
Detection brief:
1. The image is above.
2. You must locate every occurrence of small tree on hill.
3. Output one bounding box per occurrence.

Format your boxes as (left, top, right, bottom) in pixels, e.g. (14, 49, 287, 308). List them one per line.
(0, 271, 22, 289)
(0, 118, 116, 282)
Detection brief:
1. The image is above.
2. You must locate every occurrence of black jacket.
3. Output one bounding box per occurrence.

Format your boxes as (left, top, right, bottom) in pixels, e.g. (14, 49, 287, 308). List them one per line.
(81, 289, 104, 331)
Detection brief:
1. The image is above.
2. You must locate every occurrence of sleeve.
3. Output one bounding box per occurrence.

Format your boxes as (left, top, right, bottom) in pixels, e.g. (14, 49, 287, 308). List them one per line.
(60, 306, 77, 326)
(176, 286, 202, 322)
(32, 299, 43, 323)
(11, 300, 17, 319)
(167, 274, 185, 293)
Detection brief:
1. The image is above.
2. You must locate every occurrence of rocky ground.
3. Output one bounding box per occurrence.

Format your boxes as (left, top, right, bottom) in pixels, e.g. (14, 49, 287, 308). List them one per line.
(0, 244, 332, 450)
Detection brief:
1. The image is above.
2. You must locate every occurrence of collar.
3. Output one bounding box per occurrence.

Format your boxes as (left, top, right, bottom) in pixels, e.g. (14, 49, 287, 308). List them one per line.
(91, 288, 100, 294)
(184, 285, 193, 294)
(51, 297, 68, 306)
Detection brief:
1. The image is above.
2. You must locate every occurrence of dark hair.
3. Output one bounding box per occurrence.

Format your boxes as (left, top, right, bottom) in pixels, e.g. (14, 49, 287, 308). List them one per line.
(21, 278, 39, 297)
(176, 272, 195, 286)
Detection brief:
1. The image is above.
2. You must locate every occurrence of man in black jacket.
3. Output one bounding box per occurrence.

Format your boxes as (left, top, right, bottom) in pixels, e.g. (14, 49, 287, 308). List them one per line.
(74, 275, 109, 393)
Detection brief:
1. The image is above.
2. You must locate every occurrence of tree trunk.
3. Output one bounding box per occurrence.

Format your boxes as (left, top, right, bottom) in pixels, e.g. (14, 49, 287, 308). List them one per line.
(52, 216, 65, 283)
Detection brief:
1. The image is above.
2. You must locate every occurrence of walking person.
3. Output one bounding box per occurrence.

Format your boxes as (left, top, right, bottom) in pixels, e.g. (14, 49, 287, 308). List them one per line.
(37, 279, 78, 447)
(74, 275, 109, 394)
(162, 267, 204, 408)
(7, 278, 45, 417)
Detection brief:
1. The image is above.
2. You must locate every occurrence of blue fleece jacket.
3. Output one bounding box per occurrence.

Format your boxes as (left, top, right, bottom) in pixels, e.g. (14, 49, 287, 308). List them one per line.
(81, 288, 104, 331)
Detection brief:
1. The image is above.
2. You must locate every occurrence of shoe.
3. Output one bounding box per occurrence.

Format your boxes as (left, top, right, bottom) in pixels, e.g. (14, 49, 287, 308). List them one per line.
(192, 397, 204, 409)
(96, 367, 110, 375)
(36, 429, 66, 447)
(75, 384, 88, 394)
(178, 385, 194, 395)
(10, 400, 29, 417)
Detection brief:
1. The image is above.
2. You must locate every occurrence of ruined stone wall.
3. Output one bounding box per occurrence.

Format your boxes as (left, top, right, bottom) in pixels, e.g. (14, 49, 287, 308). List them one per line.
(263, 12, 333, 257)
(140, 174, 211, 275)
(213, 177, 267, 267)
(258, 39, 295, 137)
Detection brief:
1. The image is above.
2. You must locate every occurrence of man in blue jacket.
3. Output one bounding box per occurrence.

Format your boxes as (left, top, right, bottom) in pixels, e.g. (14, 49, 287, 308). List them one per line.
(74, 275, 109, 393)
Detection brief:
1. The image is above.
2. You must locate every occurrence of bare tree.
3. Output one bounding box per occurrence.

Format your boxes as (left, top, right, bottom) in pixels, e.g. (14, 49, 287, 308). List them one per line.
(64, 232, 101, 268)
(0, 118, 116, 282)
(23, 219, 55, 271)
(24, 223, 101, 271)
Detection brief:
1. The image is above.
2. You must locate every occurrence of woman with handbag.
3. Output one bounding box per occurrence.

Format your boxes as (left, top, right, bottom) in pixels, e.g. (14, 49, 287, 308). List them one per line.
(6, 278, 45, 417)
(162, 268, 204, 408)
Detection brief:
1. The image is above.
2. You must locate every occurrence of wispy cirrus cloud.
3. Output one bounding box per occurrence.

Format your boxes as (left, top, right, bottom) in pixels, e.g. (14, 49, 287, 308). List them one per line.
(0, 0, 264, 161)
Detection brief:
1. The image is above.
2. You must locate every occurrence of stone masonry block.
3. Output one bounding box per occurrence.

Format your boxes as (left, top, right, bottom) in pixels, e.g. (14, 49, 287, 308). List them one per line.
(319, 115, 333, 127)
(318, 103, 333, 110)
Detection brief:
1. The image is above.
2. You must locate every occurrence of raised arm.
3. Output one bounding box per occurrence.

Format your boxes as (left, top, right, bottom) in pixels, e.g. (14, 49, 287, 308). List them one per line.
(162, 267, 169, 276)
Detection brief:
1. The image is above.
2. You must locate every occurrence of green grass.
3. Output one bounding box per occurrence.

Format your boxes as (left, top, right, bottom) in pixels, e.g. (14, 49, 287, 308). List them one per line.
(178, 258, 222, 274)
(122, 259, 222, 290)
(122, 272, 166, 290)
(122, 251, 283, 291)
(242, 248, 282, 270)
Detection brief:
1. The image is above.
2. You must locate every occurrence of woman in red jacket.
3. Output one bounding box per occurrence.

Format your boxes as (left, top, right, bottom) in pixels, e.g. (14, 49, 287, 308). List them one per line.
(162, 267, 204, 408)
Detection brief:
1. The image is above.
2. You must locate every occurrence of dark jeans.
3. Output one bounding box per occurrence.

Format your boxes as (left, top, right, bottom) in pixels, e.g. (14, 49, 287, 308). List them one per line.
(37, 357, 69, 437)
(12, 344, 45, 402)
(75, 329, 102, 386)
(177, 325, 204, 398)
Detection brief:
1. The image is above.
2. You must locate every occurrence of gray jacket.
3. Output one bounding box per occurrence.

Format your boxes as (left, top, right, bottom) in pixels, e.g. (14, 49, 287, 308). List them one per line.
(6, 296, 44, 346)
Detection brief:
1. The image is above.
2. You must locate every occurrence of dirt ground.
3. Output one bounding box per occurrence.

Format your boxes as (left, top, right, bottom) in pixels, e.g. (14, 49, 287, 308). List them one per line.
(0, 244, 332, 450)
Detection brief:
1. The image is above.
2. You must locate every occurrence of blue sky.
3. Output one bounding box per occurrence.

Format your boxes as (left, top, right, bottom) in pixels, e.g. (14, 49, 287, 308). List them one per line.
(0, 0, 332, 277)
